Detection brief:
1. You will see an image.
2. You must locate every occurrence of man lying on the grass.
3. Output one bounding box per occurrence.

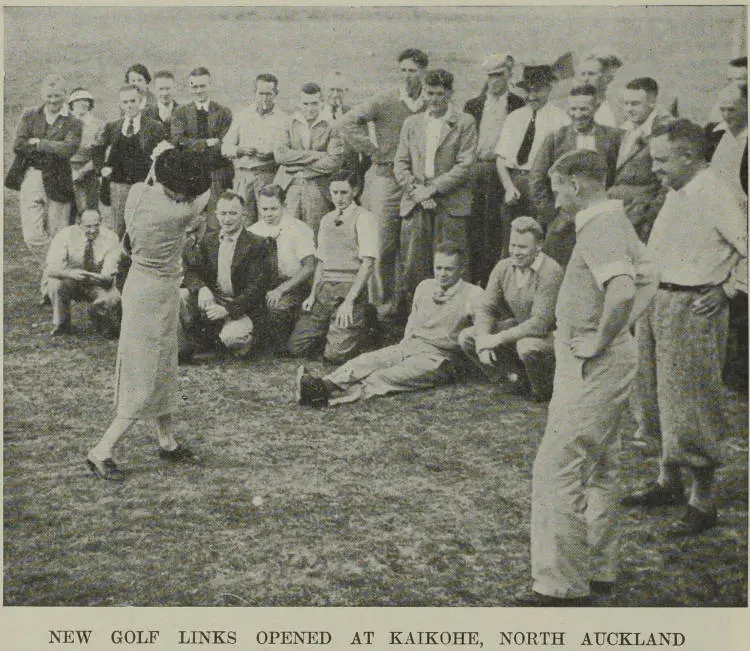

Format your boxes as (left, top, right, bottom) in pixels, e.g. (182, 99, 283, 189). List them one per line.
(296, 240, 481, 407)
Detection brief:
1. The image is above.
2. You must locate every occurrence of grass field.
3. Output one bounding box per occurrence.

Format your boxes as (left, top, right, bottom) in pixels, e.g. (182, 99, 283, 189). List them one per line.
(3, 6, 748, 607)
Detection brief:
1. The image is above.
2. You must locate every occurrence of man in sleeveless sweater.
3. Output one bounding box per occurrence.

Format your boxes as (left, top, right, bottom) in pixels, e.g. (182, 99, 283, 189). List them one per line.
(296, 240, 482, 407)
(93, 85, 166, 238)
(288, 171, 377, 364)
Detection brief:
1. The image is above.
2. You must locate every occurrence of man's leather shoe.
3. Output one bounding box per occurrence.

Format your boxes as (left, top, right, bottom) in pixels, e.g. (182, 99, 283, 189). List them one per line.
(513, 590, 591, 607)
(296, 365, 329, 408)
(38, 295, 51, 307)
(620, 481, 685, 507)
(86, 454, 123, 480)
(667, 505, 718, 537)
(158, 444, 196, 462)
(50, 322, 73, 336)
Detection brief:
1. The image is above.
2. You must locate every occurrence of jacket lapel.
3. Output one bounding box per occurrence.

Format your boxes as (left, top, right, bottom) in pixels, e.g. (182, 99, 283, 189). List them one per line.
(435, 113, 457, 151)
(207, 101, 217, 136)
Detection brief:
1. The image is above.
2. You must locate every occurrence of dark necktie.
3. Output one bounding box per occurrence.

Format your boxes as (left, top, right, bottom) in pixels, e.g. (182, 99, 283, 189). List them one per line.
(83, 239, 96, 272)
(334, 209, 344, 226)
(516, 111, 537, 167)
(125, 119, 134, 137)
(332, 105, 339, 121)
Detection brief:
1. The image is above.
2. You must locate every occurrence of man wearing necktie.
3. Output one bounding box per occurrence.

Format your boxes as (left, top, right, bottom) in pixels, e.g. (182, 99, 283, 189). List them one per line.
(606, 77, 668, 243)
(43, 209, 122, 337)
(171, 67, 234, 220)
(181, 191, 277, 360)
(495, 65, 570, 258)
(458, 216, 563, 401)
(94, 85, 167, 238)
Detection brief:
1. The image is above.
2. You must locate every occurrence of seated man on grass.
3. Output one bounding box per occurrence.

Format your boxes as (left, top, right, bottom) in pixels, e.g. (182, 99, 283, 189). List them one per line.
(458, 216, 563, 401)
(44, 208, 122, 338)
(287, 171, 378, 364)
(296, 241, 482, 407)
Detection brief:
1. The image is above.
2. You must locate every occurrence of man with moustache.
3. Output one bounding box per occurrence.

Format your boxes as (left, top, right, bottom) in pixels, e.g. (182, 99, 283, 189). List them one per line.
(337, 48, 429, 320)
(222, 73, 288, 226)
(394, 68, 477, 310)
(622, 120, 747, 535)
(530, 83, 621, 266)
(464, 53, 526, 284)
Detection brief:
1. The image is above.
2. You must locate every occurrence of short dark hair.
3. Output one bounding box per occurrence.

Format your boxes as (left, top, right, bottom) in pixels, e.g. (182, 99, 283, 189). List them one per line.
(549, 149, 608, 184)
(218, 190, 246, 207)
(434, 240, 465, 261)
(189, 67, 211, 78)
(258, 184, 285, 203)
(153, 70, 175, 82)
(730, 56, 748, 68)
(328, 170, 356, 187)
(626, 77, 659, 96)
(398, 48, 429, 69)
(255, 73, 279, 91)
(569, 83, 597, 98)
(119, 84, 141, 96)
(125, 63, 151, 85)
(651, 118, 706, 160)
(423, 69, 454, 91)
(301, 82, 322, 96)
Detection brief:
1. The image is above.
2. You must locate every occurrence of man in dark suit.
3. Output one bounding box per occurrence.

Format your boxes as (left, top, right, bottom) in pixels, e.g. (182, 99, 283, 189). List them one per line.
(464, 53, 525, 284)
(93, 84, 167, 238)
(9, 74, 82, 270)
(171, 67, 233, 219)
(142, 70, 179, 133)
(181, 191, 277, 360)
(607, 77, 668, 243)
(530, 83, 621, 265)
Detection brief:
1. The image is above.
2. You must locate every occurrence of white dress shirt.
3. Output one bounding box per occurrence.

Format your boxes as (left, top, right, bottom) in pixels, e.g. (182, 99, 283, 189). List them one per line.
(121, 113, 142, 137)
(710, 124, 748, 211)
(45, 224, 121, 278)
(424, 107, 452, 179)
(594, 100, 618, 128)
(617, 109, 657, 167)
(249, 216, 315, 279)
(217, 230, 240, 297)
(222, 106, 288, 169)
(647, 167, 747, 288)
(476, 93, 509, 160)
(495, 103, 570, 170)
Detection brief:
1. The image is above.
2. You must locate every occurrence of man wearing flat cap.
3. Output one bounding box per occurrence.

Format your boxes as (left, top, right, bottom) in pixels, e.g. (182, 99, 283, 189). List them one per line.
(464, 53, 526, 284)
(495, 64, 570, 258)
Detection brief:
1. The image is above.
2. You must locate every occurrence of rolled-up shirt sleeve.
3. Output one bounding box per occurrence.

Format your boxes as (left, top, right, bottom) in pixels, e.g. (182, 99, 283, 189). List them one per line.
(355, 209, 379, 260)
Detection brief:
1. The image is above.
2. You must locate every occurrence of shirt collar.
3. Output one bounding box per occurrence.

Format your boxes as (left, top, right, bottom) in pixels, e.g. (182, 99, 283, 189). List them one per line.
(220, 228, 241, 242)
(622, 109, 657, 137)
(512, 252, 543, 272)
(123, 113, 141, 130)
(195, 100, 211, 112)
(575, 199, 624, 233)
(668, 166, 712, 199)
(426, 106, 454, 124)
(400, 86, 424, 112)
(292, 112, 328, 129)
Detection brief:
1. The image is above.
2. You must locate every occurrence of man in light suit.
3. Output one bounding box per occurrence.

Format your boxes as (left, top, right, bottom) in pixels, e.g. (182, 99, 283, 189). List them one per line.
(171, 67, 233, 219)
(393, 69, 477, 311)
(607, 77, 668, 243)
(530, 84, 621, 265)
(180, 191, 277, 359)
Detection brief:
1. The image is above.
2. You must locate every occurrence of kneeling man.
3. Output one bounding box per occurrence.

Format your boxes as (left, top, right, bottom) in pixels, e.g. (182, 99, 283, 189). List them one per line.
(44, 209, 122, 337)
(296, 241, 482, 407)
(181, 191, 276, 358)
(459, 216, 563, 400)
